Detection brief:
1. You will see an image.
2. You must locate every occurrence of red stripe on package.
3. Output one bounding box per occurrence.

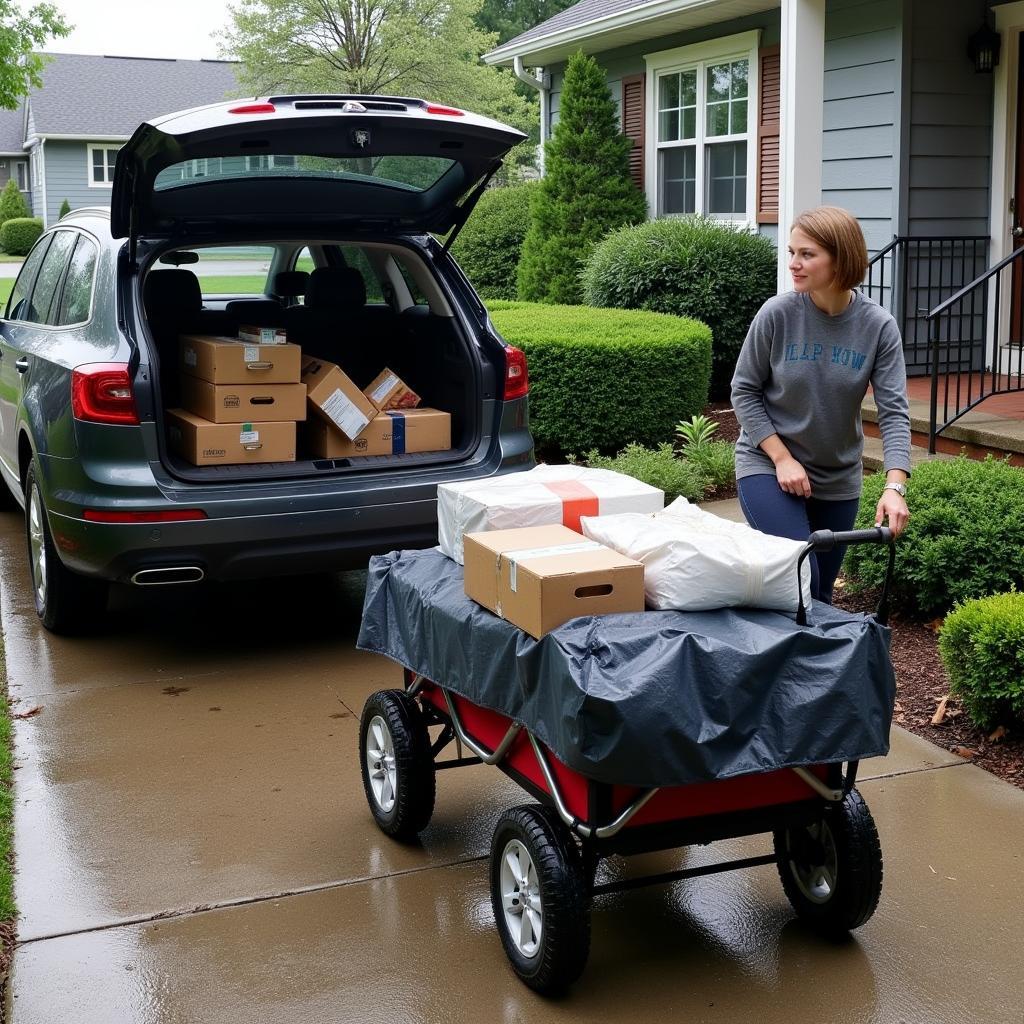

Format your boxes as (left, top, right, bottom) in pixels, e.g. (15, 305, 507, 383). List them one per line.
(542, 480, 600, 532)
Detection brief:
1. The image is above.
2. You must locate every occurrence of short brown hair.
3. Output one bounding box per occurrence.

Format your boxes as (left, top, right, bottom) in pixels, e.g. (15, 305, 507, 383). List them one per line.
(791, 206, 868, 291)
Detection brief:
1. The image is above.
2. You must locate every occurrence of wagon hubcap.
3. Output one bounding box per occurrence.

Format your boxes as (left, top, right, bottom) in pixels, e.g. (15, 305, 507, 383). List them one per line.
(365, 715, 397, 813)
(500, 839, 542, 958)
(28, 484, 47, 612)
(788, 820, 839, 904)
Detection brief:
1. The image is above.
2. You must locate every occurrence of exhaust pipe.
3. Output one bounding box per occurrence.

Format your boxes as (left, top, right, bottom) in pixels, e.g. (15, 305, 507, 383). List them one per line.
(131, 566, 205, 586)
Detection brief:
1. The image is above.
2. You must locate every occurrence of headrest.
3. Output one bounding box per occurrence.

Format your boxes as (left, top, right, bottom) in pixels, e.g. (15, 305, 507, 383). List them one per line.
(143, 269, 202, 321)
(305, 266, 367, 309)
(275, 270, 309, 298)
(225, 299, 285, 328)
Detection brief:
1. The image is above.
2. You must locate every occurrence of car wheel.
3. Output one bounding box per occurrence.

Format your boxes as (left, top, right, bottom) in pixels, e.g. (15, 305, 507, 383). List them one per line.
(24, 462, 108, 634)
(359, 689, 436, 841)
(774, 789, 883, 937)
(490, 804, 591, 995)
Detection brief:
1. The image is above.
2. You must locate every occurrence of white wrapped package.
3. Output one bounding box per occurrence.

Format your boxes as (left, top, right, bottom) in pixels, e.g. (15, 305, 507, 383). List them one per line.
(437, 464, 664, 565)
(580, 497, 812, 613)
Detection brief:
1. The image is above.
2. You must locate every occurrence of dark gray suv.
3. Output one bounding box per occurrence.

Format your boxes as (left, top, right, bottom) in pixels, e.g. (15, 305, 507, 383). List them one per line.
(0, 96, 534, 633)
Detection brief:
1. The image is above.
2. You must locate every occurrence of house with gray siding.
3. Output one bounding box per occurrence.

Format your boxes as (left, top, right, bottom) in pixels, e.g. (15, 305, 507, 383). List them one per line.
(0, 108, 31, 206)
(13, 53, 240, 228)
(485, 0, 1024, 414)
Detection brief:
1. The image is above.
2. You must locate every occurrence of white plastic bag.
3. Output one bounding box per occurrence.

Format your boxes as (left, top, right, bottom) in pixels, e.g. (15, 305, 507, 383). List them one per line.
(580, 497, 812, 614)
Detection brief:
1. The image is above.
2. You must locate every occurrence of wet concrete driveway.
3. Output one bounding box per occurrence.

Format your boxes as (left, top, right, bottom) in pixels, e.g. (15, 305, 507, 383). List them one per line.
(2, 505, 1023, 1023)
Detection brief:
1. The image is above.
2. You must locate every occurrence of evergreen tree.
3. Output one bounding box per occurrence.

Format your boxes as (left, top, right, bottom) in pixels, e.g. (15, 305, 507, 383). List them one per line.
(58, 197, 71, 219)
(517, 51, 646, 305)
(0, 177, 29, 228)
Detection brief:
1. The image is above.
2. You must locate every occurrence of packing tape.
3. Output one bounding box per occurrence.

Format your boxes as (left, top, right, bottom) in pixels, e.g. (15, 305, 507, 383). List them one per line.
(542, 480, 600, 531)
(504, 539, 604, 592)
(386, 411, 406, 453)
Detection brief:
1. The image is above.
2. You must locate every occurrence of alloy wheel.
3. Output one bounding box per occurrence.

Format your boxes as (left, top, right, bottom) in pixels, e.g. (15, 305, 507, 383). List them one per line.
(28, 482, 47, 612)
(499, 838, 543, 958)
(364, 714, 397, 813)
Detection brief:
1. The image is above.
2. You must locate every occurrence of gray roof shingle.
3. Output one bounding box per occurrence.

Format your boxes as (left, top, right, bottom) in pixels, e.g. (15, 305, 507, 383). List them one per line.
(26, 52, 242, 138)
(497, 0, 653, 51)
(0, 107, 24, 154)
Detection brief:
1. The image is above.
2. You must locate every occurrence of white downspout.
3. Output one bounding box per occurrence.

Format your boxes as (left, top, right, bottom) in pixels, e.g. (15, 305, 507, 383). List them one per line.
(514, 55, 549, 176)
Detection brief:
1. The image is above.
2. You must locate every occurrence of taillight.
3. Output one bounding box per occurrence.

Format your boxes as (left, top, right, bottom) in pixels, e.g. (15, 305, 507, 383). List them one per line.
(425, 104, 465, 117)
(228, 102, 276, 114)
(71, 363, 139, 425)
(503, 346, 529, 401)
(83, 509, 207, 523)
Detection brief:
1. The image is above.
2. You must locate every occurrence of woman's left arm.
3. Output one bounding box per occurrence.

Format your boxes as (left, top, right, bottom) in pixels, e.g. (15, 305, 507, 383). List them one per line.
(870, 321, 912, 537)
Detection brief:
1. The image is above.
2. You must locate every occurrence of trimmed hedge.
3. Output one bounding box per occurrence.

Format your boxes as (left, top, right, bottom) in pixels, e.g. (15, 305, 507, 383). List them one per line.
(939, 591, 1024, 729)
(489, 300, 712, 454)
(584, 443, 709, 503)
(0, 178, 29, 229)
(0, 217, 43, 257)
(450, 182, 537, 300)
(844, 457, 1024, 618)
(581, 216, 777, 397)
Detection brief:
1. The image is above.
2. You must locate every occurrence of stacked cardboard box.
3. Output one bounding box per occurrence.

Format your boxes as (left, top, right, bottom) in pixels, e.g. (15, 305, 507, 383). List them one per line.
(167, 334, 306, 466)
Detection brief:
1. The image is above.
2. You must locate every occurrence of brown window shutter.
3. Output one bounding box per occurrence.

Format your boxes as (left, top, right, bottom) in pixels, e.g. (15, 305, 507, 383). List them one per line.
(621, 73, 646, 193)
(756, 44, 780, 224)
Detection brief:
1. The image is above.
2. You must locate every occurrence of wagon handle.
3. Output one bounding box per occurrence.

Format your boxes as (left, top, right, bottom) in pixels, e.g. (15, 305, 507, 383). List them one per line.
(795, 527, 896, 627)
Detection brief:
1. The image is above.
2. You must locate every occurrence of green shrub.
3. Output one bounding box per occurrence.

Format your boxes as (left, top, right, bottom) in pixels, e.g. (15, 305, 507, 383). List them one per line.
(59, 198, 71, 219)
(517, 51, 646, 305)
(0, 178, 29, 229)
(0, 217, 43, 256)
(581, 216, 777, 397)
(684, 440, 735, 491)
(489, 300, 711, 454)
(450, 182, 537, 300)
(939, 591, 1024, 729)
(583, 443, 709, 503)
(844, 457, 1024, 618)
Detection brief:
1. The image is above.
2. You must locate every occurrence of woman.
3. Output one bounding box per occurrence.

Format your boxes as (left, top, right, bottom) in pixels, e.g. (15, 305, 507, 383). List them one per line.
(730, 206, 911, 604)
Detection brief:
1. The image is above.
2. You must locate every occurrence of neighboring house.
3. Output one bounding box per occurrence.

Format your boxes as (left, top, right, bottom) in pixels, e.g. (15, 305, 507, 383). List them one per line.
(0, 107, 31, 204)
(14, 53, 240, 228)
(484, 0, 1024, 440)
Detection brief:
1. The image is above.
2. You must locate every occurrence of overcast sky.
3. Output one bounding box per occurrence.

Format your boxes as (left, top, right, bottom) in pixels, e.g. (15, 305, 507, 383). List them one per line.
(44, 0, 236, 61)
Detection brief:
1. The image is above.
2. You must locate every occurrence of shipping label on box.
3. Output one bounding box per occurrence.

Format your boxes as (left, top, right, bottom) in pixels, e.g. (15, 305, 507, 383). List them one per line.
(463, 524, 645, 639)
(180, 377, 307, 423)
(364, 367, 421, 411)
(301, 355, 377, 440)
(166, 409, 296, 465)
(238, 324, 288, 345)
(305, 408, 451, 458)
(179, 335, 302, 384)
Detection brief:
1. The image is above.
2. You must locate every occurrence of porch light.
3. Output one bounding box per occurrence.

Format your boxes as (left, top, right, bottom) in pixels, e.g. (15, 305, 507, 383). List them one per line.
(967, 18, 1000, 73)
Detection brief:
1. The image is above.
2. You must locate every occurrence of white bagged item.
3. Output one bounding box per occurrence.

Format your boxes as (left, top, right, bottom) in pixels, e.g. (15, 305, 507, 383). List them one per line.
(580, 496, 813, 614)
(437, 464, 664, 565)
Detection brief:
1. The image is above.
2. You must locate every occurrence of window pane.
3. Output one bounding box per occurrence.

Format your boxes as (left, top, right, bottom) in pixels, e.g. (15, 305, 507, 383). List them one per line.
(92, 150, 105, 183)
(732, 60, 749, 98)
(682, 107, 696, 139)
(6, 236, 51, 320)
(57, 236, 98, 325)
(340, 246, 384, 302)
(681, 70, 697, 107)
(707, 63, 731, 103)
(28, 231, 76, 324)
(706, 142, 747, 217)
(706, 102, 730, 137)
(731, 99, 748, 135)
(659, 73, 679, 109)
(659, 109, 680, 141)
(194, 244, 276, 295)
(660, 147, 696, 215)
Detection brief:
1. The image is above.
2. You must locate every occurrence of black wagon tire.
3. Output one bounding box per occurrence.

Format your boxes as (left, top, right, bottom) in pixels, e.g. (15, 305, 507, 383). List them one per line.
(489, 804, 591, 995)
(24, 462, 108, 635)
(774, 788, 883, 937)
(359, 689, 436, 841)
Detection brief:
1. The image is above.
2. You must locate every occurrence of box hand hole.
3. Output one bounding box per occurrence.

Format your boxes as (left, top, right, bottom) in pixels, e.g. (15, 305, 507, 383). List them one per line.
(575, 584, 613, 598)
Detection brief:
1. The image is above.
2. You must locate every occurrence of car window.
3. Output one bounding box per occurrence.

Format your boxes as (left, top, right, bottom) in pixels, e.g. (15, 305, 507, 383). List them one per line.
(395, 253, 429, 306)
(5, 235, 52, 321)
(22, 230, 76, 325)
(194, 245, 276, 296)
(290, 247, 316, 304)
(56, 235, 99, 326)
(339, 246, 384, 302)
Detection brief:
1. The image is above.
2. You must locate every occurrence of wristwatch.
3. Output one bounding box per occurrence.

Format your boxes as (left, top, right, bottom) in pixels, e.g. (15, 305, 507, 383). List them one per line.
(883, 481, 907, 498)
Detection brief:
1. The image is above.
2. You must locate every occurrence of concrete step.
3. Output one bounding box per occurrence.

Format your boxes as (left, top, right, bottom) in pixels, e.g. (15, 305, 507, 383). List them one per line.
(861, 434, 954, 472)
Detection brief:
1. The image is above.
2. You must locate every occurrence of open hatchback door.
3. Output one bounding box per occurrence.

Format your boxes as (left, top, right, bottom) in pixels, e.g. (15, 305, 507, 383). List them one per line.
(110, 95, 527, 244)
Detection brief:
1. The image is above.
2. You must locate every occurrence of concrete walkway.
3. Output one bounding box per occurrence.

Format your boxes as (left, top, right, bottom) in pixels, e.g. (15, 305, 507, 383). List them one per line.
(3, 506, 1024, 1023)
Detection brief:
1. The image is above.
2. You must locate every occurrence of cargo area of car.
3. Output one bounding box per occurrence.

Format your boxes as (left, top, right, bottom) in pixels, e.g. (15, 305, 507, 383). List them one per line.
(138, 239, 487, 482)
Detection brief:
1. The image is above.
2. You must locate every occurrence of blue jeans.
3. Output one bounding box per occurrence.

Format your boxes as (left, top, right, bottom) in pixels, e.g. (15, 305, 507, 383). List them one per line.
(736, 474, 860, 604)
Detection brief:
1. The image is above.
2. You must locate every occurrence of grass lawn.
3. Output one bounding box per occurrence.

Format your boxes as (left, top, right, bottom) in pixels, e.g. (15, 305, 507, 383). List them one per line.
(0, 279, 12, 307)
(0, 254, 23, 264)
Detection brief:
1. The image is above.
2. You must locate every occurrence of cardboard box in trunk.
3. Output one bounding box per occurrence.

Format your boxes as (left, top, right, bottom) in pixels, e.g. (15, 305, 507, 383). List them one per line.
(180, 334, 301, 384)
(180, 377, 307, 424)
(305, 408, 451, 458)
(166, 409, 296, 465)
(301, 355, 377, 440)
(364, 367, 421, 411)
(463, 524, 645, 639)
(237, 325, 288, 346)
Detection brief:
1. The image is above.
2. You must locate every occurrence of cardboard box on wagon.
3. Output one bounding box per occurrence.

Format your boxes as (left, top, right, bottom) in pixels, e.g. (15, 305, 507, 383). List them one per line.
(301, 355, 377, 440)
(363, 367, 421, 411)
(166, 409, 296, 465)
(463, 524, 645, 639)
(305, 408, 451, 458)
(179, 334, 301, 384)
(180, 377, 307, 424)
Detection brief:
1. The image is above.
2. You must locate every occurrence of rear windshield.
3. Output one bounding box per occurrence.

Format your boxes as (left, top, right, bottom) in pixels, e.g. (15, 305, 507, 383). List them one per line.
(153, 155, 455, 192)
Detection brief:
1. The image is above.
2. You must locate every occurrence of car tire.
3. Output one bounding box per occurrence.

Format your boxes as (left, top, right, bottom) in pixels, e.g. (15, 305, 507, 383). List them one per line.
(490, 804, 591, 995)
(359, 689, 436, 841)
(774, 789, 883, 937)
(24, 462, 108, 634)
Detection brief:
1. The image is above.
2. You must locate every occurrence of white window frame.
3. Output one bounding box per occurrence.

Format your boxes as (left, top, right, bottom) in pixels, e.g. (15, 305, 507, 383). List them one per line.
(644, 30, 760, 225)
(86, 144, 121, 187)
(15, 161, 28, 191)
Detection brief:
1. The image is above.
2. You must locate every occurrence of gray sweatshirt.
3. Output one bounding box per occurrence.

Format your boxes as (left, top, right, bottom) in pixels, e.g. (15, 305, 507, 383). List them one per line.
(730, 290, 911, 500)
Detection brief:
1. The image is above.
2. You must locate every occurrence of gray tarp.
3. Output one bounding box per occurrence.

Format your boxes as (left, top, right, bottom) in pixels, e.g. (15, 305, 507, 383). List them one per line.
(357, 548, 896, 788)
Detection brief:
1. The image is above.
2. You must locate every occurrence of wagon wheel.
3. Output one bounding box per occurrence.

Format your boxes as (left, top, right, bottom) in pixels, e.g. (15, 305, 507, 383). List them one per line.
(359, 689, 436, 841)
(489, 804, 591, 994)
(773, 788, 883, 937)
